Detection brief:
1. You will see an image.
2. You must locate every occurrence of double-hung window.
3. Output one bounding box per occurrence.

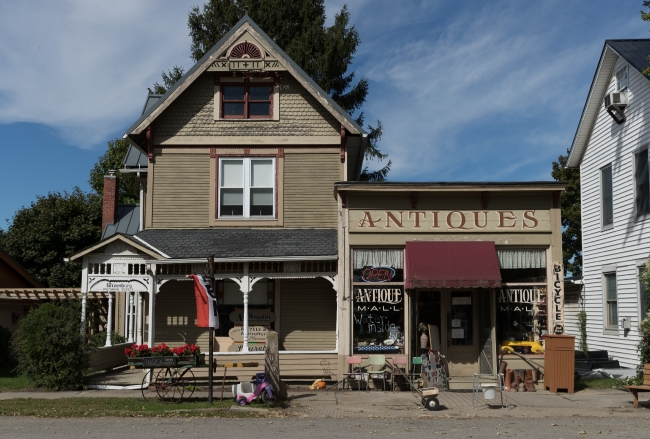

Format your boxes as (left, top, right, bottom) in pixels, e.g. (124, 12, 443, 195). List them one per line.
(218, 158, 275, 218)
(616, 66, 628, 91)
(635, 148, 650, 218)
(604, 273, 618, 329)
(222, 84, 272, 119)
(601, 165, 613, 227)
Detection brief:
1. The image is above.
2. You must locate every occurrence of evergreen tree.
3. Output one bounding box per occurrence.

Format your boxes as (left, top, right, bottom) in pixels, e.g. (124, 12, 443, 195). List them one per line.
(156, 0, 390, 180)
(88, 138, 140, 204)
(551, 151, 581, 276)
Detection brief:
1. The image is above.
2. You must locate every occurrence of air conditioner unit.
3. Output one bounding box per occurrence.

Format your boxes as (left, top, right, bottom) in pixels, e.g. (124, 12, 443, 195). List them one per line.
(604, 91, 629, 124)
(604, 91, 629, 109)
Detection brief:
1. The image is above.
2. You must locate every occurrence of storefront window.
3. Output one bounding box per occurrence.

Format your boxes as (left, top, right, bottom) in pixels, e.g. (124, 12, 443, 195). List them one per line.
(497, 249, 546, 283)
(216, 279, 275, 335)
(496, 286, 546, 351)
(352, 249, 404, 354)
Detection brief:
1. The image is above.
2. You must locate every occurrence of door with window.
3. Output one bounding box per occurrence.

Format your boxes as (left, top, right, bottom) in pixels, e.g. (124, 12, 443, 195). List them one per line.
(445, 291, 479, 376)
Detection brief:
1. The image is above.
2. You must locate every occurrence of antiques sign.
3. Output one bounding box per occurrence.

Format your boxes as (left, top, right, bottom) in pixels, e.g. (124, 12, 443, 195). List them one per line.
(498, 288, 544, 314)
(353, 287, 404, 312)
(551, 262, 565, 334)
(349, 209, 550, 233)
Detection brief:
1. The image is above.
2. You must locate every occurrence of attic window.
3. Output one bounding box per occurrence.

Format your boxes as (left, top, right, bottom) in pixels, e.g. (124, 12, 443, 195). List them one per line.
(222, 84, 273, 118)
(616, 66, 628, 91)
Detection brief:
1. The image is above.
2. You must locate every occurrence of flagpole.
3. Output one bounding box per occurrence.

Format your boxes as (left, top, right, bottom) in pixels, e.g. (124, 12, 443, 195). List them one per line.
(208, 254, 215, 405)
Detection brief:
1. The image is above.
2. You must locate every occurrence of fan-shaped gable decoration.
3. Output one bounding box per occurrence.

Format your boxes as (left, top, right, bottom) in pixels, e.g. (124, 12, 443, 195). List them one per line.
(230, 42, 262, 59)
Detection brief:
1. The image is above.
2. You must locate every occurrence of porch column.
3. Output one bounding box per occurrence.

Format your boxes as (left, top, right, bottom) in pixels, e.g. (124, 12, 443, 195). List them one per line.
(128, 292, 135, 343)
(105, 292, 114, 347)
(80, 261, 88, 343)
(241, 263, 251, 353)
(147, 274, 157, 347)
(136, 292, 143, 345)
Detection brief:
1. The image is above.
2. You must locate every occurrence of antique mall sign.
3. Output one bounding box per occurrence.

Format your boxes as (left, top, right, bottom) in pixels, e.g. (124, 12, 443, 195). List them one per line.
(349, 209, 550, 233)
(353, 287, 404, 312)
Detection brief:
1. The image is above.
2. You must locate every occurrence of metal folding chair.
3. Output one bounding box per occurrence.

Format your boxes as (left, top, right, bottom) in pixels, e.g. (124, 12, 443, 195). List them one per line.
(340, 356, 363, 391)
(367, 355, 387, 391)
(390, 355, 408, 392)
(408, 356, 423, 391)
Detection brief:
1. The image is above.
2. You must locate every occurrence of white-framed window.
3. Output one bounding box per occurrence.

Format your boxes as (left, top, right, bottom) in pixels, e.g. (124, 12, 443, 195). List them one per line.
(604, 272, 618, 329)
(601, 164, 613, 227)
(218, 157, 275, 218)
(635, 147, 650, 218)
(616, 66, 628, 91)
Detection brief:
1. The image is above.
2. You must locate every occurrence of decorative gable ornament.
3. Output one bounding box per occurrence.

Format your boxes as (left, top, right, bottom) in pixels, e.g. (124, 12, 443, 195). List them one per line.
(208, 38, 285, 72)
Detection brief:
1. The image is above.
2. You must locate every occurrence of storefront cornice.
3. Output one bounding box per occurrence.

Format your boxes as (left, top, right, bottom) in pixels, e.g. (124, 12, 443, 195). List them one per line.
(335, 181, 567, 192)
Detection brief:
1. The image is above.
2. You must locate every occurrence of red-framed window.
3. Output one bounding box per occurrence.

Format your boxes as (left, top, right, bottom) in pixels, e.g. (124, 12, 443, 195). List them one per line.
(222, 83, 272, 119)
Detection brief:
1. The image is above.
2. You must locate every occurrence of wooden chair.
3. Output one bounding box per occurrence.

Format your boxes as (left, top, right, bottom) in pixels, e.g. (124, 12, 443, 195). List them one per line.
(624, 364, 650, 407)
(367, 355, 388, 391)
(390, 356, 408, 392)
(340, 356, 363, 391)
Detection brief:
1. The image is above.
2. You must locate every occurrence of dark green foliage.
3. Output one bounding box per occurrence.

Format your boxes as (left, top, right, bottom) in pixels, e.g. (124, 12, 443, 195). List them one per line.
(12, 302, 90, 390)
(641, 3, 650, 76)
(551, 151, 581, 276)
(87, 331, 126, 350)
(577, 311, 588, 358)
(0, 326, 16, 371)
(88, 138, 140, 204)
(156, 0, 390, 180)
(0, 189, 102, 287)
(638, 317, 650, 377)
(153, 66, 186, 94)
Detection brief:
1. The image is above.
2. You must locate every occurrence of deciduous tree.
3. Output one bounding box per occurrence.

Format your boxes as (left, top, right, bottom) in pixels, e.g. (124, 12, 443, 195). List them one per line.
(551, 151, 581, 276)
(88, 138, 140, 204)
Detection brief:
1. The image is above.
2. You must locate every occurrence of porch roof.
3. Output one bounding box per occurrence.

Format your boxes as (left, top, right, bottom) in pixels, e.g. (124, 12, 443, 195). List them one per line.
(134, 228, 337, 259)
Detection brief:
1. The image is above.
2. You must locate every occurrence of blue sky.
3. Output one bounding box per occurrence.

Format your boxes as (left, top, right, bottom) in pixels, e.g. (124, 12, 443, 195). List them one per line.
(0, 0, 649, 228)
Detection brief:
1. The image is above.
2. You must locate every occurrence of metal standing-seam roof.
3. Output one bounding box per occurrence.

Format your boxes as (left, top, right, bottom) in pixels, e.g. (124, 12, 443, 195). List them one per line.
(133, 228, 337, 260)
(567, 39, 650, 168)
(123, 14, 365, 144)
(101, 205, 141, 240)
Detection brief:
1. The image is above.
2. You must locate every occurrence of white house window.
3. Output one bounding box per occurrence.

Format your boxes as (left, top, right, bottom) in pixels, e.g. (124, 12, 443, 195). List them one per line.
(218, 158, 275, 218)
(604, 272, 618, 329)
(601, 165, 613, 227)
(616, 66, 628, 92)
(635, 148, 650, 218)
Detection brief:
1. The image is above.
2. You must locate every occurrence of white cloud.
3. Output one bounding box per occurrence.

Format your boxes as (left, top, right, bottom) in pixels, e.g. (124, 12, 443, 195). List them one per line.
(0, 0, 197, 148)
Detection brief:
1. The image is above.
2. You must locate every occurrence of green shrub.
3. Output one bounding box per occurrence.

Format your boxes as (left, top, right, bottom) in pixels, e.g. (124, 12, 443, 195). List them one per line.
(638, 317, 650, 377)
(12, 301, 89, 390)
(577, 311, 588, 358)
(0, 326, 16, 371)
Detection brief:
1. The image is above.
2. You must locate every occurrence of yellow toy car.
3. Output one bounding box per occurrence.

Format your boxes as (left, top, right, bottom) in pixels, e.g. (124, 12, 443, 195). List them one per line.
(500, 340, 544, 354)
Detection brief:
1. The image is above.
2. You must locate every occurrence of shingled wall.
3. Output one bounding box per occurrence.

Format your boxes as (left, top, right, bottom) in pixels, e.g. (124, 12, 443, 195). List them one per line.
(153, 73, 340, 138)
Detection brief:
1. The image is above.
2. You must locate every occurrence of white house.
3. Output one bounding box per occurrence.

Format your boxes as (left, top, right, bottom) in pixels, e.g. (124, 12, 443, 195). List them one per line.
(567, 40, 650, 368)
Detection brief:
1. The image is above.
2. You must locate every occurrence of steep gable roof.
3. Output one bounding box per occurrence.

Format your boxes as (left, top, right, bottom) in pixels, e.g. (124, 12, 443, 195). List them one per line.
(0, 247, 43, 288)
(124, 15, 364, 147)
(567, 39, 650, 168)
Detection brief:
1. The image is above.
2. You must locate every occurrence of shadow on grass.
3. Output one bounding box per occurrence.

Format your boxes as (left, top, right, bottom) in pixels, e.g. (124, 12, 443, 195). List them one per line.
(0, 369, 37, 392)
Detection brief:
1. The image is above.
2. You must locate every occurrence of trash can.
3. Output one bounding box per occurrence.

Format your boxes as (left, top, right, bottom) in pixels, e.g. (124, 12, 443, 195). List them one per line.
(544, 335, 575, 394)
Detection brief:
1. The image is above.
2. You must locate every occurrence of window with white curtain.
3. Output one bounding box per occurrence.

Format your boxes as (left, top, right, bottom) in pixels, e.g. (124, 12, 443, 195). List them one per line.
(353, 249, 404, 282)
(219, 158, 274, 218)
(497, 249, 547, 283)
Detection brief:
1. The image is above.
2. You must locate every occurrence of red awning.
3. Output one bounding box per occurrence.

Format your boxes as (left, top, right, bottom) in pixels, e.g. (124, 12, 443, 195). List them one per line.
(405, 241, 502, 289)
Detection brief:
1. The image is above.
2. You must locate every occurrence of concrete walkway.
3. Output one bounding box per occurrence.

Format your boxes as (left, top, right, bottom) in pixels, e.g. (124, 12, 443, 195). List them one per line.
(1, 386, 649, 419)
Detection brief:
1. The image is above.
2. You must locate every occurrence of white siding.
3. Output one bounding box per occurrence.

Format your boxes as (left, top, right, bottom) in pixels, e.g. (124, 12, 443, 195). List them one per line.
(574, 55, 650, 367)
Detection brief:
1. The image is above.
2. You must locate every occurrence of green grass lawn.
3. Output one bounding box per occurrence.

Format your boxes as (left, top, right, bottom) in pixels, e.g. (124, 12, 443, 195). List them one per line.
(0, 370, 37, 392)
(0, 397, 275, 418)
(575, 377, 641, 391)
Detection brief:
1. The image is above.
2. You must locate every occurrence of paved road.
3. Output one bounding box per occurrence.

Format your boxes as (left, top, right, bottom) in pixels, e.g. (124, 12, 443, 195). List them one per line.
(1, 416, 648, 439)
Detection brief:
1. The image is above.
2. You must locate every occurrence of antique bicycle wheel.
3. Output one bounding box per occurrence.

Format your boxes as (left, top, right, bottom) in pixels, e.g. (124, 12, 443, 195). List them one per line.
(178, 367, 197, 399)
(141, 369, 160, 401)
(155, 367, 185, 403)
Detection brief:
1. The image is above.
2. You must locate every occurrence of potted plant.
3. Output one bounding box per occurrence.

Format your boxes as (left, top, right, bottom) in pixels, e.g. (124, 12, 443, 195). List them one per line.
(418, 322, 429, 349)
(125, 343, 203, 368)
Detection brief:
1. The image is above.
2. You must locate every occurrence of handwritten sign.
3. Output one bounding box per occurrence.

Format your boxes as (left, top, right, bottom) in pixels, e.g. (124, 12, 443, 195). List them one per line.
(228, 326, 269, 343)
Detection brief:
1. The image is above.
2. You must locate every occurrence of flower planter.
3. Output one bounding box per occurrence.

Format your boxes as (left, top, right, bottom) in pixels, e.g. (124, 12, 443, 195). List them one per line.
(127, 355, 204, 369)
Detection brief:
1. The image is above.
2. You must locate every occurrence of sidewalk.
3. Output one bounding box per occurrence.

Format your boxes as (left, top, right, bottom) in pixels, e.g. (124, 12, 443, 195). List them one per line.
(1, 387, 648, 419)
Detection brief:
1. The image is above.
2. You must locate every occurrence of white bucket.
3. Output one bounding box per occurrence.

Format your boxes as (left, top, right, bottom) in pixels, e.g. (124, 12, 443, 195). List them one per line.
(482, 387, 496, 400)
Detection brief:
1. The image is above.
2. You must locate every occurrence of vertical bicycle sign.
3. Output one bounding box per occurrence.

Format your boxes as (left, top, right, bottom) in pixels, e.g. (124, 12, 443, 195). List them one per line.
(551, 262, 565, 335)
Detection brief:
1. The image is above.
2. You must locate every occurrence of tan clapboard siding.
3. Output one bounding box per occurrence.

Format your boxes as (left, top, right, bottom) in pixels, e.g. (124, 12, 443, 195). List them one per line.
(279, 278, 336, 350)
(283, 153, 339, 227)
(155, 280, 210, 347)
(151, 153, 210, 228)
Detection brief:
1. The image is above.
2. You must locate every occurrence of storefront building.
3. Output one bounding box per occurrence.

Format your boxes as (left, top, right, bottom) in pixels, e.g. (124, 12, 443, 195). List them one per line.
(336, 182, 566, 389)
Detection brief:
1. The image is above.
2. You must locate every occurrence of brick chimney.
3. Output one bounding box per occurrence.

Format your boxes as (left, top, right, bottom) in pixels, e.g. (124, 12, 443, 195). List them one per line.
(102, 170, 118, 234)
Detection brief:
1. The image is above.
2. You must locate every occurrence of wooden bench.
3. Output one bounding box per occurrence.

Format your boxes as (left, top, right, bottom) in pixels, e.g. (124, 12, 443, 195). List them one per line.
(624, 364, 650, 408)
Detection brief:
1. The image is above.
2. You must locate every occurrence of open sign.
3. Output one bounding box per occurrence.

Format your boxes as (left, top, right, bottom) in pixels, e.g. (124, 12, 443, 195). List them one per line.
(361, 266, 395, 282)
